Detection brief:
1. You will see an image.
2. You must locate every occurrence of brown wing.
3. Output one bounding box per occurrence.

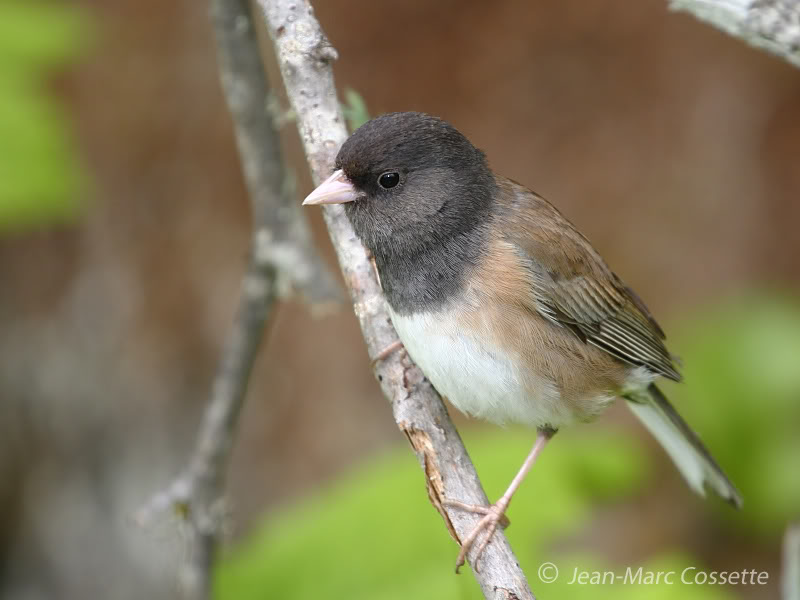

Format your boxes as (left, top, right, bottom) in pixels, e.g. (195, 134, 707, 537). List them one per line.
(494, 177, 681, 382)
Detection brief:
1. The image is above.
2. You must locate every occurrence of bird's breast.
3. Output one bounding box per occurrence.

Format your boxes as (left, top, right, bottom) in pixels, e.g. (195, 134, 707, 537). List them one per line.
(386, 302, 578, 428)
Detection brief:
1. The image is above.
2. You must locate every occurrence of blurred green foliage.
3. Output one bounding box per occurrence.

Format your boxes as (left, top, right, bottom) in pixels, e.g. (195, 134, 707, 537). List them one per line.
(217, 294, 798, 599)
(0, 0, 91, 232)
(668, 294, 800, 538)
(216, 429, 653, 600)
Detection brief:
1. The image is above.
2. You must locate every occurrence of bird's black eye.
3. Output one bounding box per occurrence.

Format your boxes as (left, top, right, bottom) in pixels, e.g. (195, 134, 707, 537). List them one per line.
(378, 172, 400, 189)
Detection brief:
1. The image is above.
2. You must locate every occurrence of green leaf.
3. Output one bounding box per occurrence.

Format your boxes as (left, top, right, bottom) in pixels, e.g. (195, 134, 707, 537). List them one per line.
(215, 428, 651, 600)
(668, 293, 800, 537)
(341, 88, 370, 132)
(0, 0, 93, 232)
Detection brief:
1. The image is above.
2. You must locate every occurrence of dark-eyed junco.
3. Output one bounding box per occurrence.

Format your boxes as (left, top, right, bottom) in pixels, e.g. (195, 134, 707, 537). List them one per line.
(303, 112, 741, 570)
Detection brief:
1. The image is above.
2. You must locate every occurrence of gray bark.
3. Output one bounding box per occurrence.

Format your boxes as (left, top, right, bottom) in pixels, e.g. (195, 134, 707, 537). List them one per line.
(670, 0, 800, 67)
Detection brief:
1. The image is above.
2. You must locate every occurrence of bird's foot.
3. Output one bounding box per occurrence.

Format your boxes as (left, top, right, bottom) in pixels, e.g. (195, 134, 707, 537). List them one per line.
(443, 498, 511, 573)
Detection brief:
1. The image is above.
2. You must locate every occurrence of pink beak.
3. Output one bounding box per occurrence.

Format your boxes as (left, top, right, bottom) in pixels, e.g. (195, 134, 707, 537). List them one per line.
(302, 169, 358, 205)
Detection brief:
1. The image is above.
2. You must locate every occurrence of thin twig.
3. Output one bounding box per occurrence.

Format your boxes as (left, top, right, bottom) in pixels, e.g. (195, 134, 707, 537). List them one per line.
(137, 243, 277, 598)
(213, 0, 342, 306)
(784, 523, 800, 600)
(136, 0, 341, 597)
(669, 0, 800, 68)
(255, 1, 535, 598)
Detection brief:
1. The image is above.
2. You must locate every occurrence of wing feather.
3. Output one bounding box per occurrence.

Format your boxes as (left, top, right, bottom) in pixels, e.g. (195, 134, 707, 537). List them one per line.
(496, 177, 681, 382)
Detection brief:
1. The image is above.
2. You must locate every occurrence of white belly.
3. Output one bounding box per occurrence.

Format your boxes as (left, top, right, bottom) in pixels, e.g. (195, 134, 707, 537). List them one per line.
(387, 305, 572, 428)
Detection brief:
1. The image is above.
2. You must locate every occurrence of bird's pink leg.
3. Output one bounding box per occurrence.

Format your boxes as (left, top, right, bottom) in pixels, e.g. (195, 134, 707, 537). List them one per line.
(444, 428, 555, 572)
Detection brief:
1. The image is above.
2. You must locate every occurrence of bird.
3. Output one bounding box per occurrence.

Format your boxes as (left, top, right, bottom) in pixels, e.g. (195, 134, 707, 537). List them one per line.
(302, 111, 741, 571)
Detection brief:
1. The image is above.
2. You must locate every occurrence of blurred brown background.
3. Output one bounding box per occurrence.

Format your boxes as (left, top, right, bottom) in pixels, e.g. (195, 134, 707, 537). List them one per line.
(1, 0, 798, 598)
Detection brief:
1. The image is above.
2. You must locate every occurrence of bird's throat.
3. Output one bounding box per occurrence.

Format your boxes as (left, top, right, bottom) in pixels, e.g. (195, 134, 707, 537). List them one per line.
(372, 224, 489, 315)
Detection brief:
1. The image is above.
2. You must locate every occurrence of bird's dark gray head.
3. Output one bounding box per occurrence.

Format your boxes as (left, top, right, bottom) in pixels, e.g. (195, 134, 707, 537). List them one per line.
(335, 112, 495, 258)
(303, 112, 496, 312)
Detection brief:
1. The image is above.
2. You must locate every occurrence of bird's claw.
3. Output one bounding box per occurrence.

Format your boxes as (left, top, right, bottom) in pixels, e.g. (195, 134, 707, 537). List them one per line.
(443, 498, 510, 573)
(371, 339, 404, 365)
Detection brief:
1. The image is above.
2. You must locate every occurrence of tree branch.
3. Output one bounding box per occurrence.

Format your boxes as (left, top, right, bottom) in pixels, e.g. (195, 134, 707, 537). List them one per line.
(255, 1, 535, 598)
(784, 523, 800, 600)
(670, 0, 800, 68)
(213, 0, 342, 306)
(137, 243, 277, 599)
(136, 0, 342, 597)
